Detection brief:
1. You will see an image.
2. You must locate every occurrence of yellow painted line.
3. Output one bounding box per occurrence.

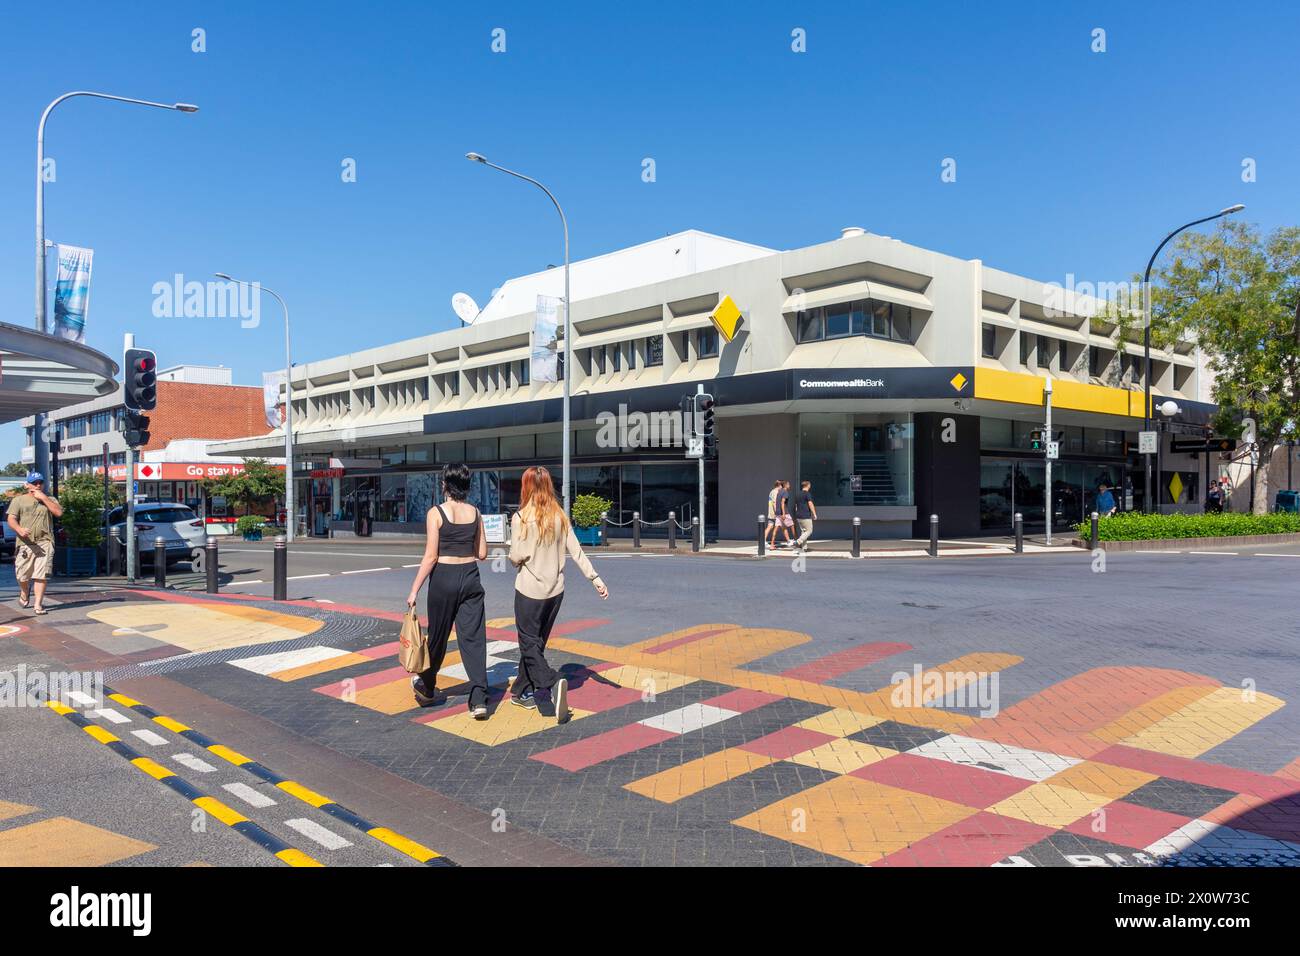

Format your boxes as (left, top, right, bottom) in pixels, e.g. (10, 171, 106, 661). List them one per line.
(277, 780, 332, 808)
(83, 725, 120, 745)
(207, 744, 253, 766)
(153, 715, 191, 734)
(108, 692, 142, 708)
(45, 701, 75, 716)
(131, 756, 175, 781)
(367, 827, 441, 863)
(193, 796, 249, 827)
(276, 847, 324, 867)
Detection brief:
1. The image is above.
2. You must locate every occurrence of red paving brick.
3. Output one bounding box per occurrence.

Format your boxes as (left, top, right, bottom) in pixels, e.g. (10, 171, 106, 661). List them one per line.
(874, 812, 1054, 867)
(1094, 745, 1300, 801)
(851, 752, 1032, 808)
(736, 725, 836, 759)
(703, 688, 783, 713)
(778, 641, 911, 683)
(1063, 800, 1192, 849)
(531, 723, 676, 772)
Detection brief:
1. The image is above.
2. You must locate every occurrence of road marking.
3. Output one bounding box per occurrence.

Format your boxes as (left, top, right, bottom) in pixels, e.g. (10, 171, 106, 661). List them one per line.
(130, 729, 168, 747)
(402, 563, 422, 568)
(1252, 553, 1300, 557)
(287, 573, 330, 580)
(65, 690, 99, 707)
(225, 579, 265, 587)
(341, 567, 393, 575)
(91, 708, 130, 724)
(1189, 551, 1238, 556)
(640, 703, 740, 735)
(285, 817, 353, 850)
(223, 781, 277, 808)
(172, 752, 217, 773)
(231, 646, 350, 675)
(316, 599, 335, 604)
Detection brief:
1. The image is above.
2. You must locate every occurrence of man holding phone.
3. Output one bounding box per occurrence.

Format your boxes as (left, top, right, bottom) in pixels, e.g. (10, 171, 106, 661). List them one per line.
(8, 471, 63, 615)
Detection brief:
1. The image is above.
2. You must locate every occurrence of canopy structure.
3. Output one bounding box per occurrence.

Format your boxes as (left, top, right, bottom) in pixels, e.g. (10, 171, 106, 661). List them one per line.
(0, 320, 118, 424)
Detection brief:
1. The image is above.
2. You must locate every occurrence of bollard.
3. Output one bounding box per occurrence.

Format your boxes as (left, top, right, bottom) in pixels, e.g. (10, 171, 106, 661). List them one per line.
(274, 535, 288, 601)
(757, 514, 766, 556)
(154, 537, 167, 588)
(600, 512, 609, 548)
(108, 533, 123, 577)
(1090, 511, 1099, 550)
(851, 516, 861, 558)
(205, 536, 219, 594)
(1014, 512, 1024, 554)
(928, 514, 939, 557)
(632, 511, 641, 549)
(692, 516, 701, 553)
(667, 511, 677, 551)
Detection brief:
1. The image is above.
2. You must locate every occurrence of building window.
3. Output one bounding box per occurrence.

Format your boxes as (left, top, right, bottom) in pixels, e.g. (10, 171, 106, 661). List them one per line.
(612, 345, 622, 372)
(466, 437, 498, 463)
(697, 326, 719, 358)
(499, 434, 535, 460)
(1020, 334, 1032, 366)
(557, 351, 565, 380)
(825, 302, 853, 339)
(519, 359, 529, 386)
(1037, 336, 1050, 368)
(592, 347, 606, 376)
(1088, 347, 1101, 377)
(795, 299, 913, 344)
(796, 310, 824, 342)
(982, 324, 997, 358)
(646, 335, 663, 367)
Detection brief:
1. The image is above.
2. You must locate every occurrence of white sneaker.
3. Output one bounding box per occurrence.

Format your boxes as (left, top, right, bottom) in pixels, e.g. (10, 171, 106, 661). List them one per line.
(553, 678, 569, 723)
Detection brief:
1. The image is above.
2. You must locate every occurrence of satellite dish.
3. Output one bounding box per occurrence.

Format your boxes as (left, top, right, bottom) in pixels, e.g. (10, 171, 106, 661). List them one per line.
(452, 292, 481, 325)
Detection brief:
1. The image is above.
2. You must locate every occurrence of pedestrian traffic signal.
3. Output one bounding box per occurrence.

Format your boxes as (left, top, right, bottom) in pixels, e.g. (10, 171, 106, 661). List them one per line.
(697, 392, 716, 456)
(1029, 428, 1045, 452)
(123, 411, 150, 448)
(123, 348, 157, 411)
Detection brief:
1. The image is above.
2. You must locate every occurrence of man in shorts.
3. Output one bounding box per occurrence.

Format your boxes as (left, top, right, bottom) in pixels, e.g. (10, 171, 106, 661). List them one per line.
(8, 471, 62, 615)
(774, 480, 795, 548)
(765, 479, 782, 548)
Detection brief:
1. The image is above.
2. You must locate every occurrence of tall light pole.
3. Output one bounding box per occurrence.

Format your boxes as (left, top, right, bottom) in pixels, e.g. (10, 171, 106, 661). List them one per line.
(215, 275, 296, 541)
(34, 92, 198, 479)
(466, 152, 572, 513)
(1141, 203, 1244, 512)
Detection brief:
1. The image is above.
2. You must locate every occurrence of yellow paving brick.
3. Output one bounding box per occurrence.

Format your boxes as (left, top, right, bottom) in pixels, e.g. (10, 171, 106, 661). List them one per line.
(624, 748, 775, 803)
(0, 817, 156, 867)
(88, 602, 322, 654)
(0, 799, 37, 822)
(988, 783, 1111, 829)
(353, 678, 424, 715)
(794, 708, 887, 738)
(597, 664, 696, 696)
(787, 738, 897, 775)
(1121, 687, 1285, 758)
(421, 700, 593, 746)
(733, 776, 977, 866)
(1091, 685, 1220, 744)
(1043, 761, 1156, 800)
(270, 651, 372, 682)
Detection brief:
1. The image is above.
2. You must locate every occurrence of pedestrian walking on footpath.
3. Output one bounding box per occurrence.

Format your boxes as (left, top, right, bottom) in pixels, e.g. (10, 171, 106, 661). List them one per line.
(793, 479, 817, 551)
(508, 465, 608, 722)
(8, 471, 62, 615)
(765, 479, 782, 548)
(406, 463, 491, 718)
(774, 479, 795, 548)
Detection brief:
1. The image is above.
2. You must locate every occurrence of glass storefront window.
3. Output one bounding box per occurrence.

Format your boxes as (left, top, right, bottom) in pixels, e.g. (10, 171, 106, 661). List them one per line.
(537, 431, 563, 458)
(466, 436, 498, 462)
(378, 473, 406, 522)
(798, 412, 913, 507)
(436, 440, 465, 463)
(383, 447, 406, 466)
(499, 434, 535, 460)
(980, 417, 1014, 450)
(408, 445, 434, 464)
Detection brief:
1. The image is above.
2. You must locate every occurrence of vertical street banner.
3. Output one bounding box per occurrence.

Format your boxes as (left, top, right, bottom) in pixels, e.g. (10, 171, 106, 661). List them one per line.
(531, 294, 560, 384)
(262, 369, 287, 428)
(52, 244, 94, 342)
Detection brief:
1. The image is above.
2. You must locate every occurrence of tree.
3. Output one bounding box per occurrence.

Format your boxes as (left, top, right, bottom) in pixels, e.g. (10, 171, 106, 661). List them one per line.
(58, 472, 120, 547)
(201, 458, 285, 516)
(1152, 222, 1300, 512)
(1, 462, 29, 478)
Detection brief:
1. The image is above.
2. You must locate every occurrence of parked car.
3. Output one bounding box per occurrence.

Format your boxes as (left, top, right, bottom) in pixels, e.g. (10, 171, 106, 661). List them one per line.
(107, 502, 207, 567)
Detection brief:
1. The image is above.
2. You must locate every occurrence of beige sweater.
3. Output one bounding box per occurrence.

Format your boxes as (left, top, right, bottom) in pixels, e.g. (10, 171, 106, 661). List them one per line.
(509, 513, 601, 600)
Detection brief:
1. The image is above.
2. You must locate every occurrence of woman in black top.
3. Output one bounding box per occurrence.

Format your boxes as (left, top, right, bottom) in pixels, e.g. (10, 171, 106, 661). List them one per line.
(406, 464, 491, 718)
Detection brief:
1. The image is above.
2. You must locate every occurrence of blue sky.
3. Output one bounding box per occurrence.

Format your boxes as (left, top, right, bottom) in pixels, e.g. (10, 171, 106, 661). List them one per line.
(2, 0, 1297, 456)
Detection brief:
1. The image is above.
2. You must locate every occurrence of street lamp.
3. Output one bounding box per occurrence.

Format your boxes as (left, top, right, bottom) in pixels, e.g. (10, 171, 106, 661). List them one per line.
(214, 274, 296, 542)
(1140, 204, 1244, 512)
(466, 152, 573, 513)
(33, 91, 199, 480)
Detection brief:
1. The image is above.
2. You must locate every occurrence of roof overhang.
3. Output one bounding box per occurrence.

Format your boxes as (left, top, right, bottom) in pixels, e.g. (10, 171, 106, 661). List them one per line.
(0, 321, 119, 423)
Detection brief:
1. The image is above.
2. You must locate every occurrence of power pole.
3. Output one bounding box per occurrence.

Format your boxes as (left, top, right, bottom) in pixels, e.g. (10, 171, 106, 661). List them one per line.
(1044, 376, 1053, 546)
(124, 333, 136, 583)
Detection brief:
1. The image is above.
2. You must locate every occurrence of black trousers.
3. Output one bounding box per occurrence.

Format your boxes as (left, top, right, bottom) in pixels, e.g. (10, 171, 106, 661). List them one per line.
(420, 562, 488, 708)
(512, 590, 565, 698)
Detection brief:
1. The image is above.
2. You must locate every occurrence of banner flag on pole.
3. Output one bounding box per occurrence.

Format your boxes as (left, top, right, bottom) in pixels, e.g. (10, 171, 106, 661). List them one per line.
(531, 294, 560, 384)
(52, 244, 94, 342)
(263, 369, 287, 428)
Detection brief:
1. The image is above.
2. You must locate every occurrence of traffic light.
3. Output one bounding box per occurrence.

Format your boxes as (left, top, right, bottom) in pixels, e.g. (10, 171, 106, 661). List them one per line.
(123, 411, 150, 448)
(1029, 428, 1045, 452)
(697, 392, 716, 457)
(123, 348, 157, 411)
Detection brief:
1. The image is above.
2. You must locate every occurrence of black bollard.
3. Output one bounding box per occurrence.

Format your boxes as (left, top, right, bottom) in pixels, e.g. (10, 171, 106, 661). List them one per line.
(757, 514, 766, 556)
(632, 511, 641, 549)
(1014, 512, 1024, 554)
(928, 514, 939, 557)
(600, 512, 609, 547)
(205, 536, 219, 594)
(692, 516, 700, 553)
(667, 511, 677, 551)
(274, 535, 288, 601)
(154, 537, 167, 588)
(1090, 511, 1100, 550)
(851, 516, 861, 558)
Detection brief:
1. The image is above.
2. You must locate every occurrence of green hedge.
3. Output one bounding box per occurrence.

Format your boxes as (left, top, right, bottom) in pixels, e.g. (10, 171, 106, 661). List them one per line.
(1075, 511, 1300, 541)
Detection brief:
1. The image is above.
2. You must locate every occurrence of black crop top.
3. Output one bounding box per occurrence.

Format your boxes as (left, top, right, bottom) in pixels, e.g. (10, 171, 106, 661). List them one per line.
(435, 504, 479, 557)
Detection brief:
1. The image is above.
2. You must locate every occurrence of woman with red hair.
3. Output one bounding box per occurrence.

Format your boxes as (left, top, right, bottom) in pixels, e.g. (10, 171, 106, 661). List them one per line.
(508, 465, 608, 721)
